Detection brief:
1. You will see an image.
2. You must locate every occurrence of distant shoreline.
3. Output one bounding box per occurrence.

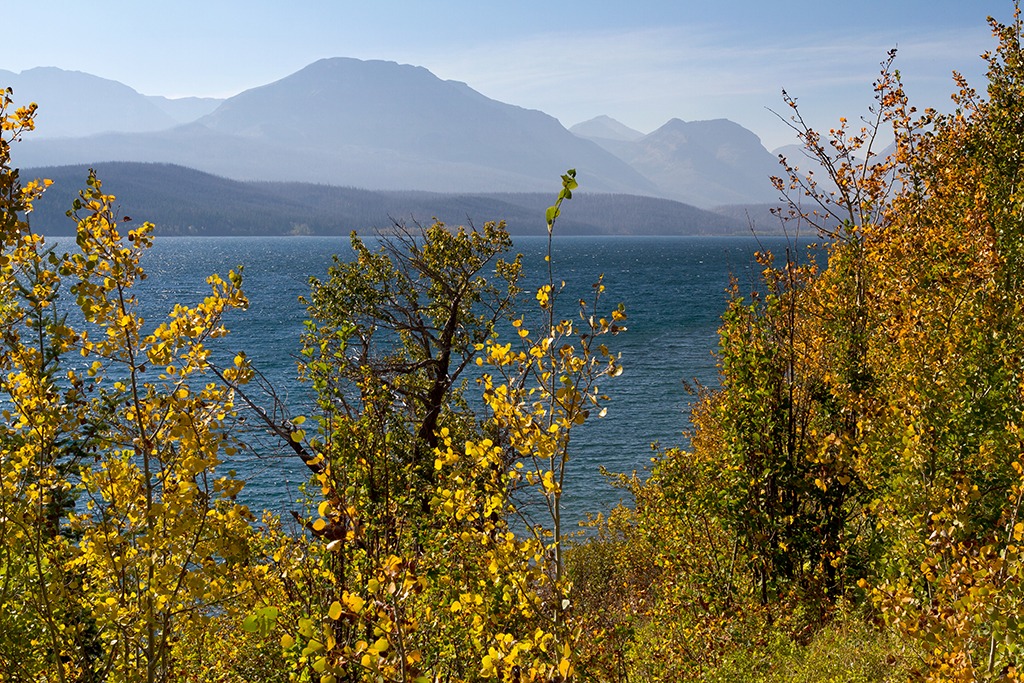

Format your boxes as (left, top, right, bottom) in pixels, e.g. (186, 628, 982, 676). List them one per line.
(24, 162, 802, 238)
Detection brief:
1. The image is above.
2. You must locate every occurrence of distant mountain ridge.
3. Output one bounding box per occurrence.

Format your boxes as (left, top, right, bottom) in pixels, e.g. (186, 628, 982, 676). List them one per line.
(146, 95, 224, 123)
(0, 67, 178, 137)
(573, 117, 783, 207)
(4, 62, 792, 210)
(11, 59, 658, 196)
(24, 163, 754, 237)
(569, 115, 644, 142)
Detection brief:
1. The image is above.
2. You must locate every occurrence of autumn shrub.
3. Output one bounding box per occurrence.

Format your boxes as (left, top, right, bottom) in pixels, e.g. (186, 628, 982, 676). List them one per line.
(1, 86, 266, 683)
(169, 616, 290, 683)
(571, 8, 1024, 683)
(565, 507, 662, 682)
(706, 609, 918, 683)
(202, 171, 635, 683)
(564, 450, 761, 681)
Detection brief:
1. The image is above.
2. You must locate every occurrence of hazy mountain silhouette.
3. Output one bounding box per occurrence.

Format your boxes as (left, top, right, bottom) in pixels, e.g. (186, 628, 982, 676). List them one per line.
(146, 95, 224, 123)
(0, 67, 179, 138)
(576, 118, 784, 208)
(6, 61, 796, 209)
(569, 116, 644, 141)
(13, 59, 658, 195)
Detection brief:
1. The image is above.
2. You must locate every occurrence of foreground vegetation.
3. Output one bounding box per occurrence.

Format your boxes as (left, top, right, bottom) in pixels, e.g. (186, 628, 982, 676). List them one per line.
(3, 8, 1024, 682)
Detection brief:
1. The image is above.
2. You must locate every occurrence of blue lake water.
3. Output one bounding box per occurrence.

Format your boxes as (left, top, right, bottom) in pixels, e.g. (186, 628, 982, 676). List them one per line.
(64, 234, 823, 529)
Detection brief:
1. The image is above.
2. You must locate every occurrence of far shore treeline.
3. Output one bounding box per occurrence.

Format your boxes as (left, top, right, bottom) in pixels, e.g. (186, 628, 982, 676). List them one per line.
(22, 162, 776, 237)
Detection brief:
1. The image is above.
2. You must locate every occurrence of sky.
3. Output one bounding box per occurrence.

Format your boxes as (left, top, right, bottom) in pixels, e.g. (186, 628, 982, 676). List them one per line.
(1, 0, 1010, 150)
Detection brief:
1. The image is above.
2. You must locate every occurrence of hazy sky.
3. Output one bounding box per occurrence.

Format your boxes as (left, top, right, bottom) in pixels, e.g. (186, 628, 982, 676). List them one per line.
(1, 0, 1008, 150)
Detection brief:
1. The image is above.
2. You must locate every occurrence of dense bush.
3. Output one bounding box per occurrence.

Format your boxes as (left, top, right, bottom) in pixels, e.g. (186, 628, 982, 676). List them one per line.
(566, 9, 1024, 682)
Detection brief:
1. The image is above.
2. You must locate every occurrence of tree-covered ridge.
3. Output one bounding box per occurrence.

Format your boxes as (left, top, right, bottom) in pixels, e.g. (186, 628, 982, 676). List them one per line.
(22, 162, 749, 237)
(3, 6, 1024, 682)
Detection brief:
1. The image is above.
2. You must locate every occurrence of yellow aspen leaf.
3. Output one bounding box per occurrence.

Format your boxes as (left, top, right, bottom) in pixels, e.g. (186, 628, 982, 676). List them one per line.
(342, 591, 365, 613)
(559, 658, 571, 678)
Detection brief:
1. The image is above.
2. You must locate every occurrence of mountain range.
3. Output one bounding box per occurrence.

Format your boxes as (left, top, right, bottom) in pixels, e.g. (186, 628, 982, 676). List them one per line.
(577, 118, 785, 207)
(0, 68, 224, 137)
(3, 60, 795, 214)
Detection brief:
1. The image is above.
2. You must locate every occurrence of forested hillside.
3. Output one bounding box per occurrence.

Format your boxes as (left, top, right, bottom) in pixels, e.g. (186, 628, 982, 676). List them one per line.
(24, 162, 749, 236)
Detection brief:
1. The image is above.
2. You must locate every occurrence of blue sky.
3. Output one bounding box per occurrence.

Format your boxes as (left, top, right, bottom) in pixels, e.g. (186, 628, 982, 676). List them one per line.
(2, 0, 1009, 150)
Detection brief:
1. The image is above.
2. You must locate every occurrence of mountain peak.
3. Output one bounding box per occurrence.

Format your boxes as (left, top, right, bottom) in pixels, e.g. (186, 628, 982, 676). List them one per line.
(570, 115, 644, 142)
(0, 66, 177, 138)
(15, 58, 655, 195)
(589, 117, 781, 207)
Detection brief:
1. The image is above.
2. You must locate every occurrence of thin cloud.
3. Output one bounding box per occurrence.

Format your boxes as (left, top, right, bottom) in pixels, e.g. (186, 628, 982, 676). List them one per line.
(407, 24, 991, 147)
